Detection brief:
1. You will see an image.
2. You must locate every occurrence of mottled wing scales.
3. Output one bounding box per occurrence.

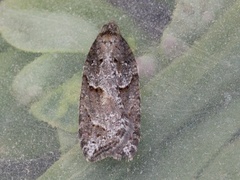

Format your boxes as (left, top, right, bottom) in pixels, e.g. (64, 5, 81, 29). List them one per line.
(79, 22, 140, 162)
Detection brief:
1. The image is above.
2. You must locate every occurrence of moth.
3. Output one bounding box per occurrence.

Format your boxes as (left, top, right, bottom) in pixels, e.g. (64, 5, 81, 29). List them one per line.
(79, 22, 140, 162)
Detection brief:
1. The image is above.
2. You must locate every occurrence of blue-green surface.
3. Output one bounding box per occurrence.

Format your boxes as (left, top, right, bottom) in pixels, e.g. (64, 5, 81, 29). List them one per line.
(1, 0, 240, 179)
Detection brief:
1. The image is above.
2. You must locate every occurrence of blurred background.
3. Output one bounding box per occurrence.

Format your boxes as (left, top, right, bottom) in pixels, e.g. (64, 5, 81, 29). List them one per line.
(1, 0, 240, 179)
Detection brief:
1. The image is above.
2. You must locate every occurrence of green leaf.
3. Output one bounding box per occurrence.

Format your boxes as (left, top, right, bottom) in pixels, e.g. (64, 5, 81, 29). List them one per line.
(154, 97, 240, 179)
(12, 53, 83, 105)
(57, 129, 77, 154)
(0, 0, 147, 53)
(0, 49, 59, 159)
(0, 7, 98, 53)
(38, 145, 89, 180)
(30, 73, 81, 132)
(142, 0, 240, 149)
(199, 137, 240, 179)
(159, 0, 237, 63)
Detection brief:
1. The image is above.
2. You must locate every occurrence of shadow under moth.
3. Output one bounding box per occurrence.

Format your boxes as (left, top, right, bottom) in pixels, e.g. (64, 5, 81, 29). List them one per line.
(79, 22, 140, 162)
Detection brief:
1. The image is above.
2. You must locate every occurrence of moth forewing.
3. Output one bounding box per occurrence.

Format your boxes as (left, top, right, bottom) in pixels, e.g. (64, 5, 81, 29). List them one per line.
(79, 22, 140, 162)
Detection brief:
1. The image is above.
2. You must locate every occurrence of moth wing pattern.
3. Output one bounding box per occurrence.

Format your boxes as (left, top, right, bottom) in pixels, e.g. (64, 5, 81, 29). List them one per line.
(79, 22, 140, 162)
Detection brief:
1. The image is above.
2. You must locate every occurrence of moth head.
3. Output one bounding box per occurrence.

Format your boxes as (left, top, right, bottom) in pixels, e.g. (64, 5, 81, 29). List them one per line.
(100, 21, 120, 35)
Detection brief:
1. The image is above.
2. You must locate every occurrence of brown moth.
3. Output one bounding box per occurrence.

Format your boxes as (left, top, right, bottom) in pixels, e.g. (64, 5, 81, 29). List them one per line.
(79, 22, 140, 162)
